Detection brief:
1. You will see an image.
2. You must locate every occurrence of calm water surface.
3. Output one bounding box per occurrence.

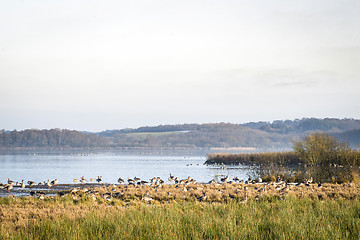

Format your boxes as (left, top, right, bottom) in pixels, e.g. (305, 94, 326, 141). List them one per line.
(0, 150, 253, 185)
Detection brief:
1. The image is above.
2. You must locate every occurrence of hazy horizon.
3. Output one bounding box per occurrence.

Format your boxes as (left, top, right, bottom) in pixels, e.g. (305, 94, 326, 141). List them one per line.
(1, 1, 360, 132)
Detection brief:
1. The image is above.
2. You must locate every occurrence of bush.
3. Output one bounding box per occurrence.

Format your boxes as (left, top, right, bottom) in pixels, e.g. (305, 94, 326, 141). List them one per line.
(293, 133, 348, 166)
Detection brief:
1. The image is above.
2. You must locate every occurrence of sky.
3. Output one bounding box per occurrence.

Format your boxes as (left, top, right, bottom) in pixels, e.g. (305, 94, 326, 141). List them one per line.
(1, 0, 360, 132)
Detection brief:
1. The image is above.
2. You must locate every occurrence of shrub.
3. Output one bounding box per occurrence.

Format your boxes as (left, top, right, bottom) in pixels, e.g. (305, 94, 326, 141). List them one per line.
(293, 133, 348, 166)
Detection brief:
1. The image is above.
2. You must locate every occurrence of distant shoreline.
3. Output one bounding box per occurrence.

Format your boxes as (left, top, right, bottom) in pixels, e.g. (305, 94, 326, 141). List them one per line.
(0, 146, 276, 154)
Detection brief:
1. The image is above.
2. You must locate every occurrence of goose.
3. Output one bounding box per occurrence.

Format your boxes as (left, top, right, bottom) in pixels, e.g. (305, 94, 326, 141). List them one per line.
(89, 178, 95, 182)
(127, 178, 135, 184)
(96, 176, 103, 183)
(117, 178, 124, 184)
(51, 179, 58, 185)
(197, 193, 207, 202)
(179, 179, 186, 185)
(306, 177, 313, 185)
(149, 177, 156, 185)
(207, 179, 216, 184)
(257, 175, 263, 183)
(154, 177, 161, 185)
(134, 177, 140, 182)
(73, 178, 79, 183)
(46, 179, 52, 188)
(27, 181, 36, 187)
(233, 177, 240, 182)
(168, 174, 175, 182)
(7, 178, 15, 185)
(4, 183, 13, 192)
(220, 176, 229, 183)
(140, 180, 148, 185)
(21, 180, 25, 189)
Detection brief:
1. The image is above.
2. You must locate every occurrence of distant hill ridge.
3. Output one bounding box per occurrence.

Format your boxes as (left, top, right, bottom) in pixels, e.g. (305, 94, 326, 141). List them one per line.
(1, 118, 360, 149)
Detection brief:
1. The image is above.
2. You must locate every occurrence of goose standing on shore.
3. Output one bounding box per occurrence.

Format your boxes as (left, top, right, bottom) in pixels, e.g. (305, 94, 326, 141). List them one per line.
(221, 176, 229, 183)
(27, 181, 36, 187)
(96, 176, 103, 183)
(46, 179, 52, 188)
(7, 178, 14, 185)
(4, 183, 13, 192)
(21, 180, 25, 189)
(51, 179, 58, 185)
(168, 174, 175, 183)
(118, 178, 124, 184)
(128, 178, 135, 184)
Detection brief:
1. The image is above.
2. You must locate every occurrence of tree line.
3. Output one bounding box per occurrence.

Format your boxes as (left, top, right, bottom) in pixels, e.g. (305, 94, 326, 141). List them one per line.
(1, 118, 360, 149)
(0, 129, 109, 148)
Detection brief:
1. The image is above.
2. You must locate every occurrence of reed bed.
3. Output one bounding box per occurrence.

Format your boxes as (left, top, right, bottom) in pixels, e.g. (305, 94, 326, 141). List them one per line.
(206, 152, 301, 165)
(1, 183, 360, 239)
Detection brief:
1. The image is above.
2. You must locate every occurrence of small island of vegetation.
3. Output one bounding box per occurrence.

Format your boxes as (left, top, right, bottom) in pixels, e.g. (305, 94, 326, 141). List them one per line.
(207, 133, 360, 184)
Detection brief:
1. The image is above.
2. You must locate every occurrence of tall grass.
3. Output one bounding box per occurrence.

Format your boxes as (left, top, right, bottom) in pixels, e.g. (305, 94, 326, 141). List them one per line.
(1, 196, 360, 239)
(206, 151, 301, 166)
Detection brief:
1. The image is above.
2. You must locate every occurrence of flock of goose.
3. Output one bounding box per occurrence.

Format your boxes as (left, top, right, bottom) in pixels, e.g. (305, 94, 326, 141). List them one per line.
(73, 176, 103, 184)
(0, 173, 315, 195)
(0, 173, 230, 193)
(0, 178, 59, 192)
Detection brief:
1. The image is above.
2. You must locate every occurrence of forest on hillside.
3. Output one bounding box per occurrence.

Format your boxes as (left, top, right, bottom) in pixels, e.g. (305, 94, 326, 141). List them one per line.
(0, 129, 109, 148)
(1, 118, 360, 149)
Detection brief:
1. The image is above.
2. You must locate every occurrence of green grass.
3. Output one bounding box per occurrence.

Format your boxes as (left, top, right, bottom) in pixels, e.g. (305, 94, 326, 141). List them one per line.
(1, 196, 360, 239)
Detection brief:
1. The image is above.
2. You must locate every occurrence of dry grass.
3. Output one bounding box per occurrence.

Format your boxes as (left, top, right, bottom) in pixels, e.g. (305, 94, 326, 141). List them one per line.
(1, 182, 360, 239)
(206, 152, 301, 165)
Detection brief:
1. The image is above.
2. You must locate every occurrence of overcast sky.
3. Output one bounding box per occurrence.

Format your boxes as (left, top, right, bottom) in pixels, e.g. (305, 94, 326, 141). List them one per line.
(1, 0, 359, 132)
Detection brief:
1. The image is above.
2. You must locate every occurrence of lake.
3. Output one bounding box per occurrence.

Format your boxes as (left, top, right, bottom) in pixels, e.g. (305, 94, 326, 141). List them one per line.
(0, 150, 254, 186)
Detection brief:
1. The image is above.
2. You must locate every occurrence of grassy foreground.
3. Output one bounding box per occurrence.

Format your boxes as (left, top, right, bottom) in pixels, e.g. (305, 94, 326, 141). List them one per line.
(1, 187, 360, 239)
